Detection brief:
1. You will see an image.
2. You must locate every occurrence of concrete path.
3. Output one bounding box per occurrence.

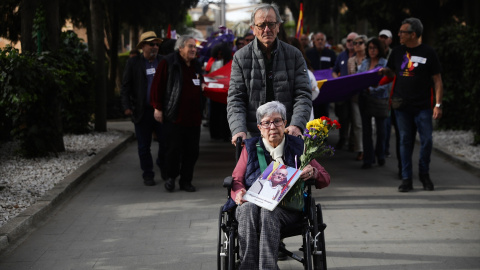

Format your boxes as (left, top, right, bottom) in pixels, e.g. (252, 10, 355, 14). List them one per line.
(0, 120, 479, 269)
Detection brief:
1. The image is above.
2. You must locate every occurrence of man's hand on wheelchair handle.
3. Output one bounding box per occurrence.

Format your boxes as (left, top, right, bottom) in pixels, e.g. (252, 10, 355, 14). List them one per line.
(232, 132, 246, 146)
(285, 125, 302, 137)
(235, 188, 247, 206)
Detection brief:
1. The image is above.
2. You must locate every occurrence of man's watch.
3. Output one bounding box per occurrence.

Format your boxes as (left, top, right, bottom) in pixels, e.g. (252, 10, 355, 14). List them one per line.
(435, 103, 442, 108)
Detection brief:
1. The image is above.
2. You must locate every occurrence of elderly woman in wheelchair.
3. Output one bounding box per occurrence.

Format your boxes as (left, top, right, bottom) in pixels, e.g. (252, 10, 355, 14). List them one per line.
(228, 101, 330, 269)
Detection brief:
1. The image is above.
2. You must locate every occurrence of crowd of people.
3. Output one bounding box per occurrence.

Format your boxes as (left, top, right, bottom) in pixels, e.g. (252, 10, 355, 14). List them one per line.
(121, 3, 443, 267)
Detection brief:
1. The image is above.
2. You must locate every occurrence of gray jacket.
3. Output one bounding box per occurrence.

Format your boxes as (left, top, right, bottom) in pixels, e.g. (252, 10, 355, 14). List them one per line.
(227, 38, 312, 135)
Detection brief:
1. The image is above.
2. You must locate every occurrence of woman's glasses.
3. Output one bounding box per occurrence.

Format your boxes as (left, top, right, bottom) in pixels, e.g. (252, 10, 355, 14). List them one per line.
(259, 118, 284, 129)
(353, 41, 364, 46)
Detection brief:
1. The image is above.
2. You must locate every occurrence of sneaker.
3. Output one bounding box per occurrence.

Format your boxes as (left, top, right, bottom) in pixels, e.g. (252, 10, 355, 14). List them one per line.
(398, 179, 413, 192)
(419, 173, 434, 191)
(179, 183, 196, 192)
(143, 177, 156, 186)
(165, 178, 175, 192)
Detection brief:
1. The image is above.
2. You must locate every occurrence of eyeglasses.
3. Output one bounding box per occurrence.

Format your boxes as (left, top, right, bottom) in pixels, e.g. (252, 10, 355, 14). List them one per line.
(398, 30, 413, 35)
(346, 39, 353, 43)
(254, 22, 278, 30)
(259, 118, 284, 129)
(353, 41, 364, 46)
(245, 38, 254, 42)
(148, 42, 160, 47)
(368, 46, 378, 50)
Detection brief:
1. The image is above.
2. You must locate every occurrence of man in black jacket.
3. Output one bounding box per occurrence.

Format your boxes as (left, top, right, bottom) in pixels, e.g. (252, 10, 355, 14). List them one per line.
(121, 31, 165, 186)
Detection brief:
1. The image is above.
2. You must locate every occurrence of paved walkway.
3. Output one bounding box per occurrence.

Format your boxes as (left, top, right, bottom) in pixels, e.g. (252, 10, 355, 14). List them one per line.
(0, 120, 479, 269)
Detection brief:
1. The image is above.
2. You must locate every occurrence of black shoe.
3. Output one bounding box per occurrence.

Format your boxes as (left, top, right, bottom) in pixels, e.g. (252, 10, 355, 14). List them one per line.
(361, 163, 372, 169)
(179, 183, 196, 192)
(143, 177, 156, 186)
(165, 178, 175, 192)
(398, 179, 413, 192)
(378, 159, 386, 167)
(419, 173, 434, 191)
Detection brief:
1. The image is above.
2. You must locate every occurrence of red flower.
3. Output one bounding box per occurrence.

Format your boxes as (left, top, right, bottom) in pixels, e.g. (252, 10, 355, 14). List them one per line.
(333, 120, 341, 129)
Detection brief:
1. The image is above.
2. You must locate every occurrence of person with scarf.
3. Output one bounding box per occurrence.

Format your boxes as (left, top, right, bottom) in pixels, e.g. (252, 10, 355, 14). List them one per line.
(228, 101, 330, 269)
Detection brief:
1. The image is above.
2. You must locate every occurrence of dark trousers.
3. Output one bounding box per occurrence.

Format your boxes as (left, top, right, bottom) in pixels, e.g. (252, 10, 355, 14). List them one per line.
(359, 96, 386, 165)
(163, 121, 201, 185)
(134, 106, 165, 180)
(334, 100, 351, 145)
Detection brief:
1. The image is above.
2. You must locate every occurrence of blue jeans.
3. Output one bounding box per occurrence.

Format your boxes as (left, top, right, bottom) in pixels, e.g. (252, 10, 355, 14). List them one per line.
(134, 106, 165, 180)
(394, 108, 433, 179)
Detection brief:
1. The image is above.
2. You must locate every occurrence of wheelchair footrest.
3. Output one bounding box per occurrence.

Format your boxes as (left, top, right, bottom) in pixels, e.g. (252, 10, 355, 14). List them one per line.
(279, 243, 304, 263)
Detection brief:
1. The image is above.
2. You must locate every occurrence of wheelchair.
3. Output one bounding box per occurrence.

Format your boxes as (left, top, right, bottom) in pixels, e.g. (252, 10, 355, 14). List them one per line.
(217, 138, 327, 270)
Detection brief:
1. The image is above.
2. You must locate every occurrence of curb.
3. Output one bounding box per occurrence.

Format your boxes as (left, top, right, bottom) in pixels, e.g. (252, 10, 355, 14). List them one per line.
(0, 130, 135, 254)
(432, 144, 480, 178)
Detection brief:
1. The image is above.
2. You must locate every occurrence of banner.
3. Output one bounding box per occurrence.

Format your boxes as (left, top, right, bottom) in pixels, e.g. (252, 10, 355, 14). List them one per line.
(203, 65, 383, 105)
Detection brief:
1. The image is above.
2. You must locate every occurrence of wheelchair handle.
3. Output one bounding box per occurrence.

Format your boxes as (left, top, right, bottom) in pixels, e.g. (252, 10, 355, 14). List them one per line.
(235, 137, 243, 161)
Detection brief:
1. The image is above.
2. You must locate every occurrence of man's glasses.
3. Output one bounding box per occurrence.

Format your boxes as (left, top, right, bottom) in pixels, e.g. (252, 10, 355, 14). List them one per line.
(353, 41, 364, 46)
(148, 42, 160, 47)
(254, 22, 278, 30)
(259, 118, 284, 129)
(398, 30, 413, 35)
(245, 38, 254, 42)
(346, 39, 353, 43)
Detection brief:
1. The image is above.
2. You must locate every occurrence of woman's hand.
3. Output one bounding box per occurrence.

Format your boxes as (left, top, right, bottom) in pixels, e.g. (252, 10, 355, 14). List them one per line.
(300, 165, 315, 181)
(235, 188, 247, 205)
(154, 109, 163, 123)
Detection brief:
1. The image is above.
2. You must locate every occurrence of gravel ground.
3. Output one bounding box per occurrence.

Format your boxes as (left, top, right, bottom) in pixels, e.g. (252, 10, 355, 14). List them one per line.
(0, 129, 478, 228)
(0, 131, 122, 227)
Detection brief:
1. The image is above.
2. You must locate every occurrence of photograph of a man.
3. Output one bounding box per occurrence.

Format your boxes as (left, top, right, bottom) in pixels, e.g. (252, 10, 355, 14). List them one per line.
(249, 167, 289, 200)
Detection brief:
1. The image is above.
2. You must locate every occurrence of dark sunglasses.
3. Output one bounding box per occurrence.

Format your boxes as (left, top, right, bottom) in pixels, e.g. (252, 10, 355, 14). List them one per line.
(254, 22, 278, 30)
(353, 41, 364, 46)
(148, 42, 160, 47)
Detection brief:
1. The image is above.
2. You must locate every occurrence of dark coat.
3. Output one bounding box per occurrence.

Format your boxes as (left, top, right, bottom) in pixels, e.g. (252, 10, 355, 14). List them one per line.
(121, 54, 163, 124)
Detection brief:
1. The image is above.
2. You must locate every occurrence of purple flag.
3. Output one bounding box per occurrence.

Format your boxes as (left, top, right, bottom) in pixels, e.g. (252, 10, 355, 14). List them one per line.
(313, 67, 383, 104)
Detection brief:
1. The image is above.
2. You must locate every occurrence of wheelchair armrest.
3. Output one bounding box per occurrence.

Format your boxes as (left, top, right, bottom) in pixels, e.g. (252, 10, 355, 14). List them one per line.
(223, 176, 233, 188)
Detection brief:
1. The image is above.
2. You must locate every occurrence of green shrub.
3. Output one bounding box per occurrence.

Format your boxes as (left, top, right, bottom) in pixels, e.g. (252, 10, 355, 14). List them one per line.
(436, 24, 480, 145)
(0, 31, 94, 157)
(58, 31, 94, 134)
(0, 47, 62, 157)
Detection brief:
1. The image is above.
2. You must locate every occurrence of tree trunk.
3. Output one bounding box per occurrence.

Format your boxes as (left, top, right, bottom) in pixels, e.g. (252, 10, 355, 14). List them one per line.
(90, 0, 107, 131)
(20, 0, 38, 53)
(106, 0, 120, 119)
(43, 0, 65, 152)
(130, 25, 139, 51)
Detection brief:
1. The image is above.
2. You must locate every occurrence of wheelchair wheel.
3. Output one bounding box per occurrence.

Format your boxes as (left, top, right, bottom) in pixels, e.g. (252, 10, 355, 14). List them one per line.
(314, 204, 327, 270)
(303, 223, 313, 270)
(217, 206, 228, 270)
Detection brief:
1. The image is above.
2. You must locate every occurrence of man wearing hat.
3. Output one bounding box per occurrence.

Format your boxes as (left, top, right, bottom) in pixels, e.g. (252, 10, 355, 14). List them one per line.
(378, 29, 393, 59)
(121, 31, 166, 186)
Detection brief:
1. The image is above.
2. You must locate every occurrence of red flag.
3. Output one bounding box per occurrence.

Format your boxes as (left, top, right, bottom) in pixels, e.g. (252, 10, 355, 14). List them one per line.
(295, 3, 304, 39)
(166, 24, 171, 39)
